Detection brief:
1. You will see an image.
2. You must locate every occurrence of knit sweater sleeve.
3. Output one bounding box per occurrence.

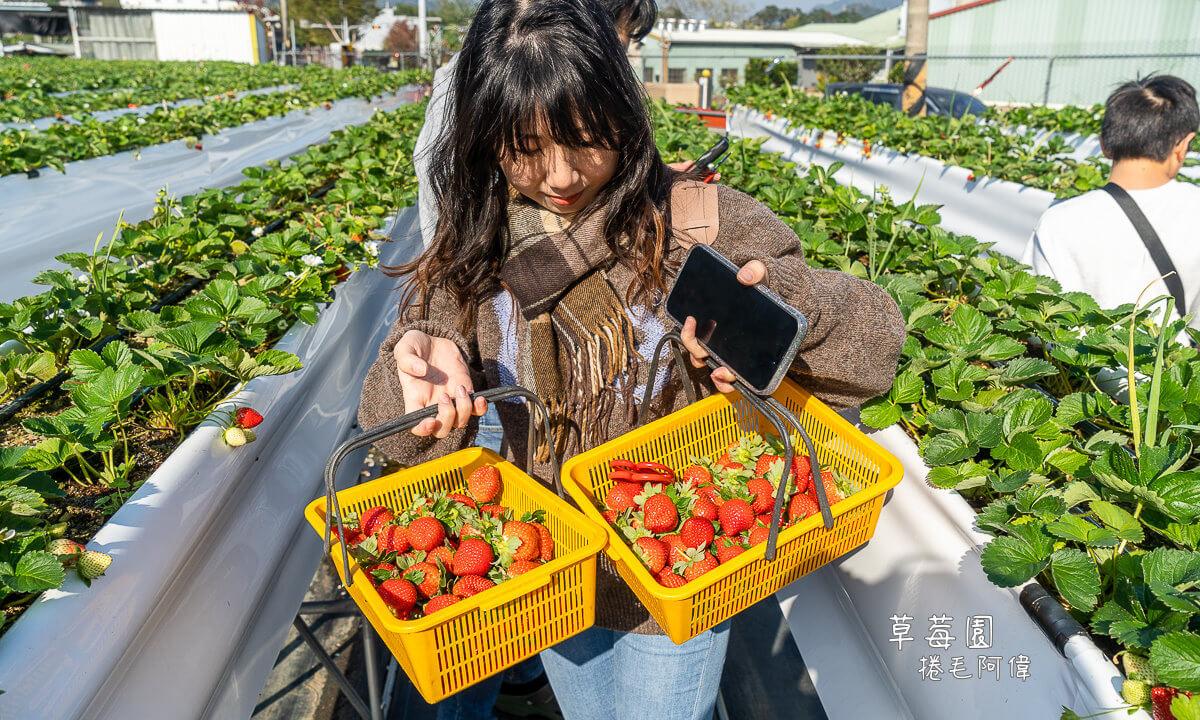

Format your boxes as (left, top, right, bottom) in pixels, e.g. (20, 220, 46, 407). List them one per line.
(357, 285, 482, 464)
(708, 184, 905, 409)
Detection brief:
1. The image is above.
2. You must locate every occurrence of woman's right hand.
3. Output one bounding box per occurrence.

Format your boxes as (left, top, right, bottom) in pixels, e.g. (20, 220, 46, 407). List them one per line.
(393, 330, 488, 438)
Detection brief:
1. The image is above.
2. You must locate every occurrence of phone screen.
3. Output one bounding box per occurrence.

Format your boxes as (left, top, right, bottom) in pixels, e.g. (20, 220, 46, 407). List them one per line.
(666, 245, 806, 394)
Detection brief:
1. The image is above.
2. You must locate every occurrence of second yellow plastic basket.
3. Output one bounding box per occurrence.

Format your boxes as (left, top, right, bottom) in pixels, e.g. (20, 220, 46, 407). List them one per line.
(305, 446, 607, 704)
(560, 377, 902, 644)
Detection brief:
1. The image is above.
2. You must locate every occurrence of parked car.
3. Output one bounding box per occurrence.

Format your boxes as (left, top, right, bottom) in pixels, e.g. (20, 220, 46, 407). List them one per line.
(825, 82, 989, 118)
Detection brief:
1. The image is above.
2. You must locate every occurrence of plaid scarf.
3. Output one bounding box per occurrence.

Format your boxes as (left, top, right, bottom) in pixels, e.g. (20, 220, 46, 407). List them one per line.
(500, 195, 639, 460)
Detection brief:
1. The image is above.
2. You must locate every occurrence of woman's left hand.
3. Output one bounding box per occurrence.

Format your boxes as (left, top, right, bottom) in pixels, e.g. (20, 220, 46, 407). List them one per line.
(679, 260, 768, 394)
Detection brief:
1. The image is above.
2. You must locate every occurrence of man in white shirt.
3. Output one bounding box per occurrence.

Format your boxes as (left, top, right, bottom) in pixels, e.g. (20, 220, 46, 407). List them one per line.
(1023, 75, 1200, 327)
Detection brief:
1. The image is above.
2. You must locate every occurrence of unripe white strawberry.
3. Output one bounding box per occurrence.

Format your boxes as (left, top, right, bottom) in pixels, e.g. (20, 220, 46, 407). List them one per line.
(1123, 652, 1159, 684)
(77, 550, 112, 585)
(47, 539, 83, 557)
(1122, 679, 1149, 706)
(224, 426, 247, 447)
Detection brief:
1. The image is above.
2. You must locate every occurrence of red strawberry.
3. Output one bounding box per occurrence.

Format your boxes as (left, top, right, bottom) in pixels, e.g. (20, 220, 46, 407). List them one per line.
(360, 506, 394, 537)
(605, 482, 641, 512)
(503, 521, 541, 562)
(716, 453, 740, 471)
(531, 522, 554, 561)
(693, 494, 719, 521)
(642, 494, 679, 534)
(717, 544, 744, 564)
(683, 553, 718, 581)
(453, 575, 495, 598)
(661, 534, 690, 565)
(680, 517, 715, 549)
(235, 407, 263, 428)
(447, 493, 477, 509)
(468, 466, 502, 503)
(747, 477, 776, 514)
(376, 525, 410, 554)
(697, 485, 724, 507)
(366, 562, 396, 585)
(331, 526, 366, 546)
(748, 526, 770, 546)
(405, 561, 442, 598)
(755, 513, 773, 527)
(718, 498, 754, 535)
(791, 455, 812, 493)
(657, 570, 687, 588)
(634, 537, 668, 574)
(427, 545, 455, 569)
(480, 504, 507, 519)
(754, 454, 781, 477)
(789, 494, 820, 522)
(1152, 686, 1190, 720)
(682, 465, 711, 487)
(407, 517, 445, 551)
(423, 594, 462, 615)
(452, 538, 494, 576)
(809, 469, 844, 506)
(507, 560, 542, 577)
(602, 509, 619, 523)
(377, 578, 418, 613)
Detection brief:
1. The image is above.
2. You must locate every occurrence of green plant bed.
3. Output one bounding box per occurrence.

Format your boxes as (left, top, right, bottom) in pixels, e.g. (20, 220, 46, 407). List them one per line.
(0, 100, 427, 631)
(0, 67, 428, 177)
(654, 101, 1200, 704)
(725, 83, 1129, 198)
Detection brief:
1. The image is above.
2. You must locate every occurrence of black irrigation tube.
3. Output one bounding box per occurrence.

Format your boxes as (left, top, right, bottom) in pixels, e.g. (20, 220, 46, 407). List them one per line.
(0, 178, 339, 426)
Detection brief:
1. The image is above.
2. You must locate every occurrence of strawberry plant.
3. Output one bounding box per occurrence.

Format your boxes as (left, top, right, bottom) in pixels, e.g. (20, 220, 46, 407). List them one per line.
(0, 67, 421, 177)
(0, 99, 428, 631)
(723, 83, 1197, 197)
(654, 104, 1200, 699)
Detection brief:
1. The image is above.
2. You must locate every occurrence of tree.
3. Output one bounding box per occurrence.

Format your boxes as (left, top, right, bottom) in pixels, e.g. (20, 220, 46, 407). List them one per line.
(671, 0, 748, 26)
(383, 19, 418, 53)
(289, 0, 375, 46)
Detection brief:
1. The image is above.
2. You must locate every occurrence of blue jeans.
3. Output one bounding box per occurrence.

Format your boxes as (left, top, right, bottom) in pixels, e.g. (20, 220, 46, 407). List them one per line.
(391, 655, 546, 720)
(539, 623, 730, 720)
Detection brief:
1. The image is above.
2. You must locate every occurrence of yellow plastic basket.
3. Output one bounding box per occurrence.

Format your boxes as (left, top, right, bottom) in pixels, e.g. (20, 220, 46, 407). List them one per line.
(307, 443, 606, 703)
(560, 377, 902, 644)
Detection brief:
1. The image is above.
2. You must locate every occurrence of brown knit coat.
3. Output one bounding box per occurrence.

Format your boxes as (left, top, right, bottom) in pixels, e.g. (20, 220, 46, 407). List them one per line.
(358, 182, 906, 634)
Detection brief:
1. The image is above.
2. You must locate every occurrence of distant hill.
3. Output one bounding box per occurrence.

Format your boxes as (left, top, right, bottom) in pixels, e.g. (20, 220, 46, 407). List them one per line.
(815, 0, 901, 16)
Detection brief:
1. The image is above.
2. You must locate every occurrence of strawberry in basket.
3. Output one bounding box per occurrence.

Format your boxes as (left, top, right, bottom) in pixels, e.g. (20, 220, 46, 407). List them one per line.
(597, 433, 853, 586)
(337, 465, 557, 619)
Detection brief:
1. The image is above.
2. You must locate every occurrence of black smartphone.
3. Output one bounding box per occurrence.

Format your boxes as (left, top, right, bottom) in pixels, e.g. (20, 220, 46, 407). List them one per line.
(666, 244, 808, 395)
(691, 137, 729, 175)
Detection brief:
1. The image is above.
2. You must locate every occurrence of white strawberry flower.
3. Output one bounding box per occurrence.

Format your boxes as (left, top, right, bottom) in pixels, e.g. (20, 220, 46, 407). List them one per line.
(365, 240, 380, 256)
(301, 254, 323, 267)
(78, 272, 90, 284)
(284, 270, 298, 279)
(252, 226, 264, 238)
(22, 325, 35, 335)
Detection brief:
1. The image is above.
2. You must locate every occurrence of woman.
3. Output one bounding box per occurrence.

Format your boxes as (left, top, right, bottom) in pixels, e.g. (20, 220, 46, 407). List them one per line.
(359, 0, 905, 715)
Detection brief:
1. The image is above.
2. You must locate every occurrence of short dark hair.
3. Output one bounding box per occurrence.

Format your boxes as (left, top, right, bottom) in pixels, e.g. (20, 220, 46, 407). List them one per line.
(1101, 74, 1199, 162)
(599, 0, 657, 41)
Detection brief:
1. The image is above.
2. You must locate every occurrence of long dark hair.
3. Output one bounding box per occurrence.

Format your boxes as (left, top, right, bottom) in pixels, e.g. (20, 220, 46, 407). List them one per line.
(397, 0, 674, 333)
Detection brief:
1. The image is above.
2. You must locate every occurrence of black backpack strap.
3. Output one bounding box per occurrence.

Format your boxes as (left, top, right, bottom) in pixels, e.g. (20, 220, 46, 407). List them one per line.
(1101, 182, 1187, 316)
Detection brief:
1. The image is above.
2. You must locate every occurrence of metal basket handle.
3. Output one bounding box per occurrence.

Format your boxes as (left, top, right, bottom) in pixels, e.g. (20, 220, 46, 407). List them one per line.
(636, 332, 833, 561)
(322, 385, 558, 587)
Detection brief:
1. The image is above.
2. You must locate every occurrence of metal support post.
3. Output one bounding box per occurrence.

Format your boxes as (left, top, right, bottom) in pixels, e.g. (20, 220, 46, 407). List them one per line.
(292, 616, 375, 720)
(362, 620, 384, 720)
(1042, 56, 1056, 106)
(418, 0, 427, 68)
